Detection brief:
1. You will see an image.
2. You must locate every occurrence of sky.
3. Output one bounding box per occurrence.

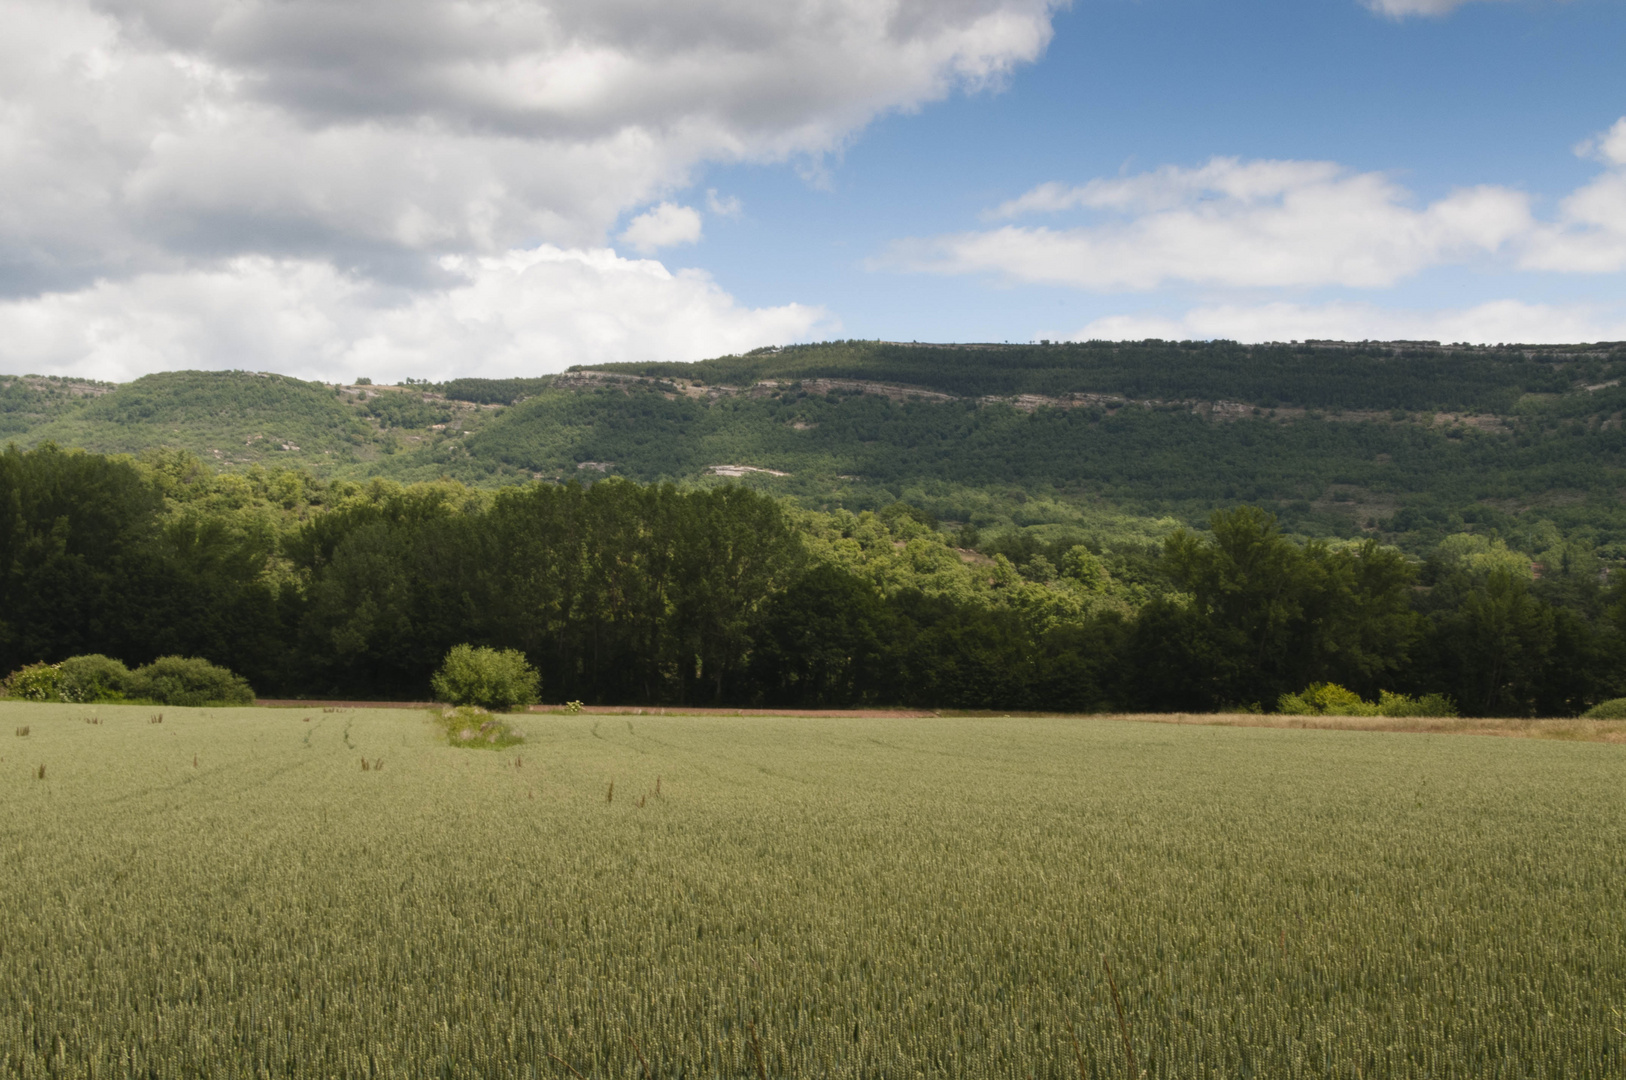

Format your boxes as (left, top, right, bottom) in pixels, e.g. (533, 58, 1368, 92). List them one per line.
(1, 0, 1623, 383)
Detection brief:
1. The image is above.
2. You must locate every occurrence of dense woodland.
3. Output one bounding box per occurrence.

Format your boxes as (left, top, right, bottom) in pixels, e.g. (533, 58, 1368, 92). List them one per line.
(4, 443, 1622, 715)
(592, 338, 1613, 410)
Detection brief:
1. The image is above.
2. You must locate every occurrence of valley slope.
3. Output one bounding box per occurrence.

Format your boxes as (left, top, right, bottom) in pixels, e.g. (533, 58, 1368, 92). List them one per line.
(6, 337, 1626, 558)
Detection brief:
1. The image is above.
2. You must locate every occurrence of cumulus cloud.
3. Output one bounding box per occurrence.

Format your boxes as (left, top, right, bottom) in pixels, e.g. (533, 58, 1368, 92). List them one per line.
(889, 158, 1533, 290)
(619, 203, 704, 254)
(1520, 118, 1626, 274)
(0, 0, 1059, 378)
(1580, 118, 1626, 168)
(1070, 299, 1626, 346)
(0, 247, 831, 383)
(0, 0, 1061, 298)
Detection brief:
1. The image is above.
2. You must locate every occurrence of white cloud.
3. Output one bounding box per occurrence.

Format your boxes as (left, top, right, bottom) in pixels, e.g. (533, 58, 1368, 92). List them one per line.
(1520, 119, 1626, 274)
(0, 0, 1062, 297)
(706, 190, 744, 218)
(1070, 299, 1626, 346)
(1581, 118, 1626, 168)
(891, 158, 1532, 290)
(0, 0, 1059, 378)
(619, 203, 704, 254)
(1362, 0, 1514, 17)
(0, 247, 831, 383)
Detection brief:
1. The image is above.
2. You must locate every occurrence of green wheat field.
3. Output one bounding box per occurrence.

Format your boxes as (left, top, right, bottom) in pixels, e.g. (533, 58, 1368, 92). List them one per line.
(3, 703, 1623, 1078)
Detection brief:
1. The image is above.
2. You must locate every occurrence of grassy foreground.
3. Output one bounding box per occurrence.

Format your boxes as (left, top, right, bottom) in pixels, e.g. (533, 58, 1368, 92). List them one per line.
(3, 704, 1623, 1078)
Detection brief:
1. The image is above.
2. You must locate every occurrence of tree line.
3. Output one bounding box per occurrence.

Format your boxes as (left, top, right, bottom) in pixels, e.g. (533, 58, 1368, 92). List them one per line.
(3, 444, 1620, 714)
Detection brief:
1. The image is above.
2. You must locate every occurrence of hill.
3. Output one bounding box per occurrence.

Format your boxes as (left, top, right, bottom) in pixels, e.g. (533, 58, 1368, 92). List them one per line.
(5, 339, 1626, 559)
(2, 370, 535, 484)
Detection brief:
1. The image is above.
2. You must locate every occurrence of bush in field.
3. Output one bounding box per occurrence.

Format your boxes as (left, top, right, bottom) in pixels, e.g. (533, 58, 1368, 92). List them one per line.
(1278, 683, 1377, 716)
(431, 645, 540, 711)
(1279, 683, 1457, 717)
(58, 655, 134, 703)
(1582, 697, 1626, 719)
(434, 705, 524, 748)
(127, 657, 255, 707)
(1, 663, 64, 701)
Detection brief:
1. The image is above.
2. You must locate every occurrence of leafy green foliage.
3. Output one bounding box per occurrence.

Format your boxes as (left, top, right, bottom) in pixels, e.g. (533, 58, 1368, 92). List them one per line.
(126, 656, 254, 706)
(1276, 683, 1458, 717)
(1, 663, 63, 701)
(439, 377, 554, 406)
(1278, 682, 1378, 716)
(2, 654, 157, 704)
(1128, 508, 1422, 709)
(360, 392, 453, 429)
(431, 645, 541, 711)
(20, 371, 377, 465)
(58, 654, 133, 703)
(0, 443, 1621, 716)
(0, 376, 112, 439)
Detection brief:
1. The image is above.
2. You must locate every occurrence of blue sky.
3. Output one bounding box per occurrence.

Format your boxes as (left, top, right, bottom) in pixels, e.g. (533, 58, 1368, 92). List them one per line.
(1, 0, 1622, 381)
(692, 0, 1626, 347)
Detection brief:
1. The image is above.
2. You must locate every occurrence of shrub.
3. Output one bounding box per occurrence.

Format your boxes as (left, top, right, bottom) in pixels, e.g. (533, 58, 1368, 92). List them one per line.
(433, 705, 524, 749)
(431, 645, 541, 711)
(1582, 697, 1626, 719)
(1, 663, 64, 701)
(58, 654, 134, 703)
(1277, 683, 1377, 716)
(128, 656, 255, 707)
(1279, 683, 1458, 718)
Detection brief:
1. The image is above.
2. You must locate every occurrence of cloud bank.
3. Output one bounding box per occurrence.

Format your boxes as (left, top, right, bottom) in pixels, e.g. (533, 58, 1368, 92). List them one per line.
(0, 248, 829, 384)
(888, 117, 1626, 296)
(895, 158, 1532, 290)
(0, 0, 1062, 378)
(1071, 299, 1626, 347)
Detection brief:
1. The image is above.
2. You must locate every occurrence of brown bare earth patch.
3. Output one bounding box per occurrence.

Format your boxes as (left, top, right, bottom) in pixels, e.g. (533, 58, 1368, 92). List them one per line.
(1431, 411, 1511, 433)
(529, 704, 937, 718)
(709, 464, 790, 477)
(1106, 712, 1626, 743)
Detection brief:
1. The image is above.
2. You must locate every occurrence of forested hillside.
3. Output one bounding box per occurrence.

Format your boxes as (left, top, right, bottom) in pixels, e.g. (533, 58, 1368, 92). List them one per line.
(5, 338, 1626, 564)
(589, 338, 1626, 409)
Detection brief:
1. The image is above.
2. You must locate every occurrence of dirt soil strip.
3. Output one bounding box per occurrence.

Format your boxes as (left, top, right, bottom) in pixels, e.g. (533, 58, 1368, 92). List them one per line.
(255, 700, 934, 718)
(256, 699, 440, 709)
(529, 705, 938, 718)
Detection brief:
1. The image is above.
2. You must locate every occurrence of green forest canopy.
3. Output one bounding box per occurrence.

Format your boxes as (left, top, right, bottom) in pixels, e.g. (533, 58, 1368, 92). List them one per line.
(2, 443, 1622, 716)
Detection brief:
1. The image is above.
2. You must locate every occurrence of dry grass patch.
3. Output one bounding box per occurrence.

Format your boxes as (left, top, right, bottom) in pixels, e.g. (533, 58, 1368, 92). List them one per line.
(1113, 711, 1626, 743)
